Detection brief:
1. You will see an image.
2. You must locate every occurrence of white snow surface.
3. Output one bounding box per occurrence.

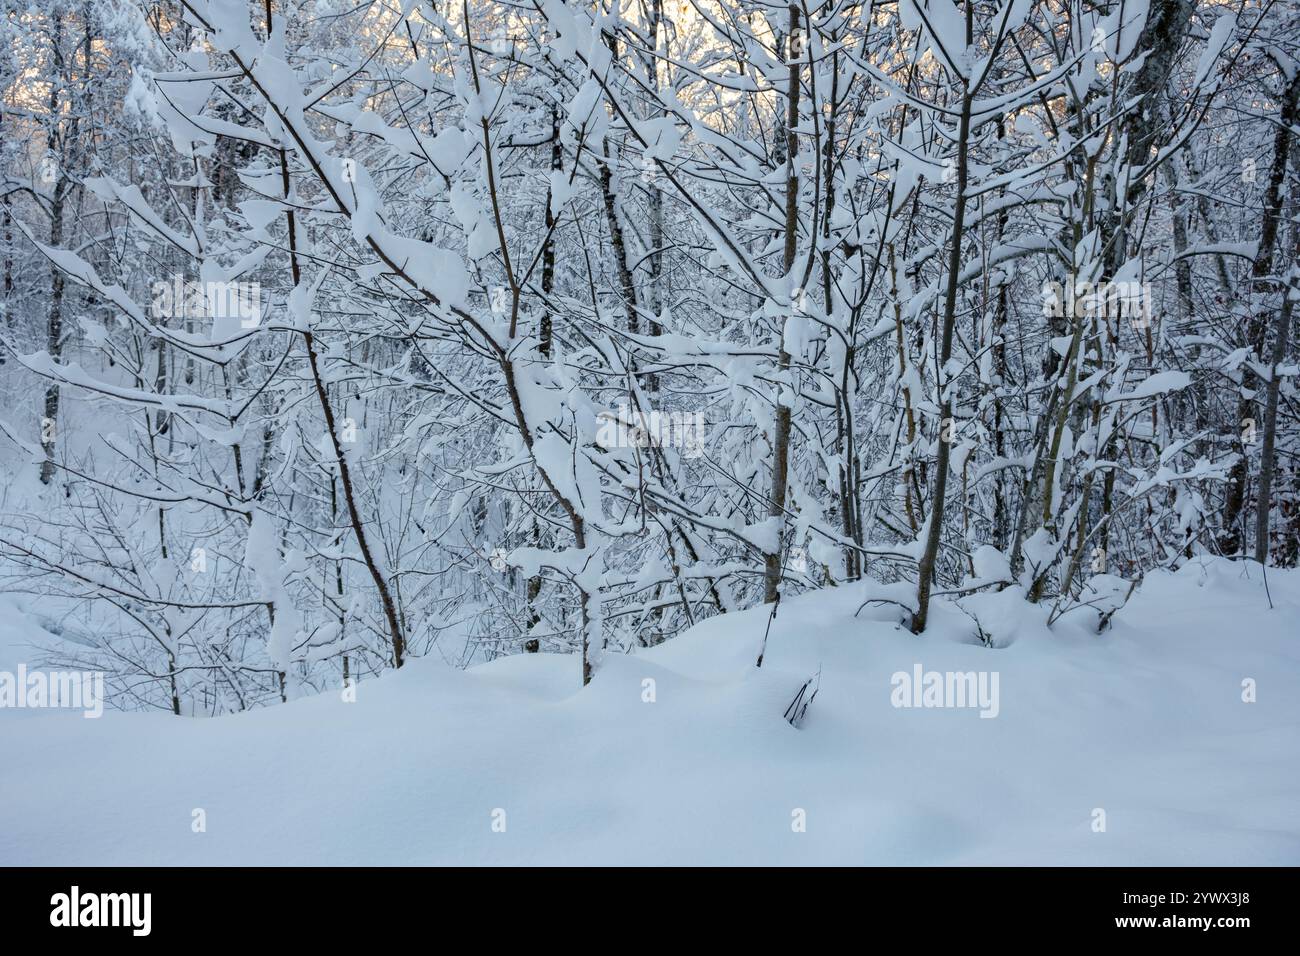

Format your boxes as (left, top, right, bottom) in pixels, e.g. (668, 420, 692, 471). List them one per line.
(1, 558, 1297, 865)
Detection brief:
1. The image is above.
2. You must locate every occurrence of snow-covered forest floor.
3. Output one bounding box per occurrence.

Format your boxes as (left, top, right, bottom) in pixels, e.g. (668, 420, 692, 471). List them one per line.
(2, 557, 1295, 866)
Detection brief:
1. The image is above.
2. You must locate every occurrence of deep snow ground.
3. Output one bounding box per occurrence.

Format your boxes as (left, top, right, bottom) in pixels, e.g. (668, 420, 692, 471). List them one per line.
(1, 558, 1297, 865)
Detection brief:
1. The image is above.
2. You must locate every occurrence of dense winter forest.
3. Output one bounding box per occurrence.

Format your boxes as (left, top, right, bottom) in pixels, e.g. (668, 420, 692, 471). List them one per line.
(0, 0, 1296, 717)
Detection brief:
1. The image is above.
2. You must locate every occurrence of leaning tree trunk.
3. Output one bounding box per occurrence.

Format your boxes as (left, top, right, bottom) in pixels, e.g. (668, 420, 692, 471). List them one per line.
(1254, 93, 1300, 564)
(1222, 72, 1300, 555)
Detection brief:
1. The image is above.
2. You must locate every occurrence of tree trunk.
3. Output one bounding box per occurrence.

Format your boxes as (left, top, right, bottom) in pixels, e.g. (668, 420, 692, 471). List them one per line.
(1222, 72, 1300, 555)
(912, 30, 973, 633)
(763, 4, 801, 605)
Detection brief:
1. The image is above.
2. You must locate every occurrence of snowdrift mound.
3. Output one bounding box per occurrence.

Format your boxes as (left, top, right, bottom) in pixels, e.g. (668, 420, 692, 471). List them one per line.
(0, 558, 1297, 865)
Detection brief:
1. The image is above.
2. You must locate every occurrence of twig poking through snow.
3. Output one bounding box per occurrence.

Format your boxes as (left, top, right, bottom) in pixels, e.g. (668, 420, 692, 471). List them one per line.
(784, 667, 821, 728)
(756, 591, 779, 668)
